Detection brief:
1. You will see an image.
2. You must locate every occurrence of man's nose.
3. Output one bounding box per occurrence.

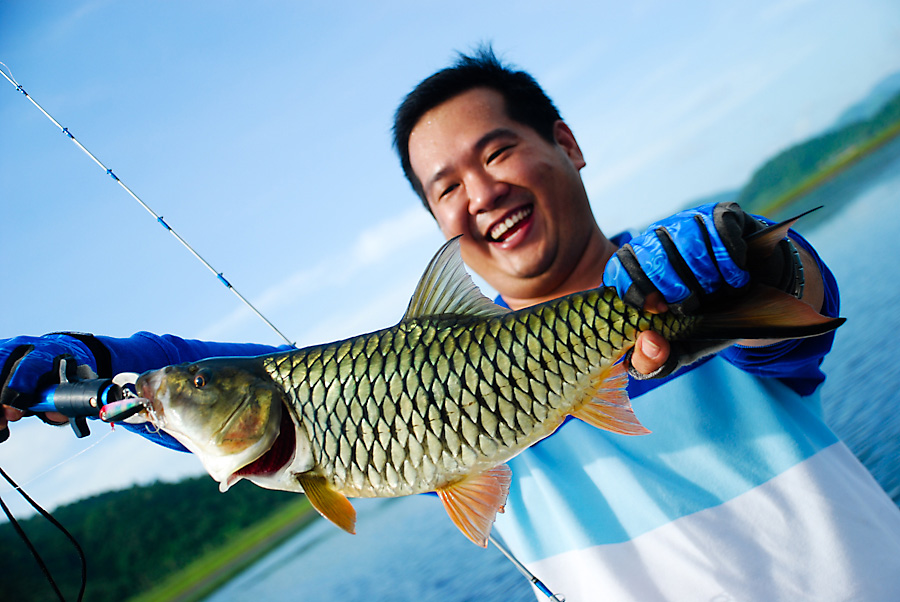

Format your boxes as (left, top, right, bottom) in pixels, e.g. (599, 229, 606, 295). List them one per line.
(467, 172, 508, 214)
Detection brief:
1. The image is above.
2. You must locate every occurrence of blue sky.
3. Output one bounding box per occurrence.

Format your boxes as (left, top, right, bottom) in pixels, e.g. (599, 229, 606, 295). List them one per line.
(1, 0, 898, 515)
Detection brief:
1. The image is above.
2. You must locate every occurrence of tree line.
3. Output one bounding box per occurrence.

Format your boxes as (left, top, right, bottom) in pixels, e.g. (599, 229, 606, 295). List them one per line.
(1, 475, 302, 602)
(738, 89, 900, 213)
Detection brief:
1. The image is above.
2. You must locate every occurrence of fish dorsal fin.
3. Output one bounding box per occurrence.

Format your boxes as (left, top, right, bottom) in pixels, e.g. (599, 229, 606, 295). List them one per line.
(403, 236, 508, 321)
(436, 464, 512, 547)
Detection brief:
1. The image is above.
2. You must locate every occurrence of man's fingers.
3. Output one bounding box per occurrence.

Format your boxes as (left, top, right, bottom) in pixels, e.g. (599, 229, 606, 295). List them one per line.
(631, 331, 670, 376)
(642, 291, 669, 314)
(1, 405, 69, 433)
(43, 411, 69, 425)
(2, 405, 24, 424)
(1, 405, 23, 442)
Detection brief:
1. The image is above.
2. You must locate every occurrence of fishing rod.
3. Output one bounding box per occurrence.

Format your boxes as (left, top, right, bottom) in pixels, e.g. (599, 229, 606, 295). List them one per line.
(2, 63, 566, 602)
(490, 534, 566, 601)
(0, 62, 295, 348)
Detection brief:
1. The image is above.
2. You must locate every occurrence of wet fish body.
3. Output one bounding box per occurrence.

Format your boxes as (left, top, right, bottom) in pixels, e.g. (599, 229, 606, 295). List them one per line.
(136, 225, 843, 546)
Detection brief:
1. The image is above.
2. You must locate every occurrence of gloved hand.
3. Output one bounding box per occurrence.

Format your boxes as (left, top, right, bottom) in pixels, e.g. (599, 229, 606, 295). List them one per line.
(0, 334, 100, 441)
(603, 201, 801, 313)
(0, 331, 284, 446)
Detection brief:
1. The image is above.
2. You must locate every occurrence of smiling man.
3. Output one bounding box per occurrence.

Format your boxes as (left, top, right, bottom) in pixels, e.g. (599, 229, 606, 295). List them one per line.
(392, 47, 900, 601)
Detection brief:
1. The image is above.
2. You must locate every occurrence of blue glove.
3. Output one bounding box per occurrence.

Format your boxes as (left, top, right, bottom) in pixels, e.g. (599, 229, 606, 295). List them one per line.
(0, 331, 285, 445)
(603, 202, 797, 313)
(0, 334, 104, 441)
(0, 334, 100, 411)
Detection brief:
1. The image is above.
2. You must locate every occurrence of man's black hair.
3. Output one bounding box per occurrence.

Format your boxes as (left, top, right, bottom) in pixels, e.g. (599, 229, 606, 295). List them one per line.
(392, 45, 562, 209)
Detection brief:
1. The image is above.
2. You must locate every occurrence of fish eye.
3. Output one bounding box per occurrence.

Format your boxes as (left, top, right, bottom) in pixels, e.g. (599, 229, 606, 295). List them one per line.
(194, 370, 211, 389)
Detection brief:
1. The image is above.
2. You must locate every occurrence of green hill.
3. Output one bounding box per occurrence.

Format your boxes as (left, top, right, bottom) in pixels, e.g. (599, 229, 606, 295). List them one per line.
(1, 476, 313, 602)
(737, 88, 900, 215)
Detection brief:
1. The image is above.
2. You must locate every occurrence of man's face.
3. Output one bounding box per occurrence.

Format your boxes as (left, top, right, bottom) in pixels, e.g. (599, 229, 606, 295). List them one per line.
(408, 87, 597, 299)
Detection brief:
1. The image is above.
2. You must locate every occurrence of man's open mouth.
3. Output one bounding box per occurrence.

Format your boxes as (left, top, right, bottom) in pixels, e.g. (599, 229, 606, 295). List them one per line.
(487, 205, 533, 243)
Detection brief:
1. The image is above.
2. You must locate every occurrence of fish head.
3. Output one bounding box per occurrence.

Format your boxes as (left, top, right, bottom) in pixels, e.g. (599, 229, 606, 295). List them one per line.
(135, 357, 299, 489)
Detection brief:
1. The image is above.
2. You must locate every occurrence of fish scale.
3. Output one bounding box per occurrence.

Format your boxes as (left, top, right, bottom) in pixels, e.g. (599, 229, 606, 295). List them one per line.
(261, 286, 661, 500)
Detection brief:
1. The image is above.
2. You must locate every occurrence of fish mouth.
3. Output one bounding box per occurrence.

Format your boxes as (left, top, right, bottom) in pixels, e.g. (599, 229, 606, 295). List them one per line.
(137, 374, 167, 427)
(486, 205, 533, 243)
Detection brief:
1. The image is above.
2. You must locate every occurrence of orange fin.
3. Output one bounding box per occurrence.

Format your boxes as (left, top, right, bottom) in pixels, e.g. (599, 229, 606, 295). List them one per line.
(436, 464, 512, 548)
(297, 473, 357, 534)
(572, 359, 651, 435)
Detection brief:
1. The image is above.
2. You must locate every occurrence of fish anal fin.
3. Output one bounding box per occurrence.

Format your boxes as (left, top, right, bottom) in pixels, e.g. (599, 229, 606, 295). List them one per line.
(297, 473, 357, 534)
(436, 464, 512, 547)
(572, 359, 651, 436)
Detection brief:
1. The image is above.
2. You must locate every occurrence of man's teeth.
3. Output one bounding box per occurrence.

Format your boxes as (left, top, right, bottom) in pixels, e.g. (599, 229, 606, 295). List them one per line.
(490, 208, 531, 241)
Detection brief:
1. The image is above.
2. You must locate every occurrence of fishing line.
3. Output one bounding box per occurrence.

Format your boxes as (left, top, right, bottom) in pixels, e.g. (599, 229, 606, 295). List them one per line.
(6, 428, 114, 493)
(0, 465, 87, 602)
(0, 62, 295, 348)
(0, 426, 111, 601)
(3, 62, 565, 601)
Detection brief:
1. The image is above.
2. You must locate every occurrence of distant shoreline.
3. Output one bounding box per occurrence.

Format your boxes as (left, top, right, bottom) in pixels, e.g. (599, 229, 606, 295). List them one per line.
(757, 120, 900, 217)
(128, 499, 318, 602)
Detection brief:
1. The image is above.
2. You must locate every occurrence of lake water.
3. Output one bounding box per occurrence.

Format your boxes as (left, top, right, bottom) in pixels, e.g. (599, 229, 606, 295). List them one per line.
(205, 136, 900, 602)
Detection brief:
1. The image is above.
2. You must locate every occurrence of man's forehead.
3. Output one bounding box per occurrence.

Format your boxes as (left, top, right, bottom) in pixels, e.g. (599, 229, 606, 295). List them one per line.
(420, 87, 509, 126)
(409, 89, 515, 165)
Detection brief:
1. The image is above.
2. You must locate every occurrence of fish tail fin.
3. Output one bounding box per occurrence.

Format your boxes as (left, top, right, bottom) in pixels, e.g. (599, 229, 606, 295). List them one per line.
(571, 358, 651, 435)
(744, 206, 822, 258)
(696, 285, 844, 341)
(670, 205, 842, 358)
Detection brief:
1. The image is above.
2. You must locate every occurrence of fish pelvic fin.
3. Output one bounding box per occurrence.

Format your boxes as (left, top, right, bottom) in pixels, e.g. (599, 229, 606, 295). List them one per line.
(436, 464, 512, 548)
(572, 358, 651, 435)
(296, 473, 357, 535)
(402, 236, 509, 321)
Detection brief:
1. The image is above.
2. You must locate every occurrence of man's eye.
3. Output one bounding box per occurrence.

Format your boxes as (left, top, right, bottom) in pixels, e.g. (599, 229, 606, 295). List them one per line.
(439, 183, 458, 199)
(487, 145, 513, 164)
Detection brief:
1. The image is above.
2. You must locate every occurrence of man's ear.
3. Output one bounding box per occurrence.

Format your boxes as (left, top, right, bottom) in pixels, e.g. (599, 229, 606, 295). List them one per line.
(553, 120, 586, 170)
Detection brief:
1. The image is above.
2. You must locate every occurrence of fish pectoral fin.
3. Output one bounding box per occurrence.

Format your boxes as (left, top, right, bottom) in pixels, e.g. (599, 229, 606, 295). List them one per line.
(572, 358, 651, 436)
(436, 464, 512, 548)
(296, 473, 357, 535)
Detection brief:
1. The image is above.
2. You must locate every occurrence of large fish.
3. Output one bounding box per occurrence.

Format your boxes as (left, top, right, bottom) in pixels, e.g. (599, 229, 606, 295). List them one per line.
(133, 223, 842, 547)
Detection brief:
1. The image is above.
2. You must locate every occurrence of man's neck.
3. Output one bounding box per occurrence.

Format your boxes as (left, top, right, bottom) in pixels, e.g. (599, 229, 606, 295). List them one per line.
(500, 231, 616, 310)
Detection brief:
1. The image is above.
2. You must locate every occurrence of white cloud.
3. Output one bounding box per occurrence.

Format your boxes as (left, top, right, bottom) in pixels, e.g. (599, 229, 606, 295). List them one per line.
(582, 40, 819, 226)
(197, 206, 438, 341)
(351, 207, 435, 267)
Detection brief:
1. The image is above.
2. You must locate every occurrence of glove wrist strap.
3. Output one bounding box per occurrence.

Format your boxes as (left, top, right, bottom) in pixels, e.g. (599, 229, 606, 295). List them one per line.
(785, 239, 805, 299)
(47, 332, 113, 377)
